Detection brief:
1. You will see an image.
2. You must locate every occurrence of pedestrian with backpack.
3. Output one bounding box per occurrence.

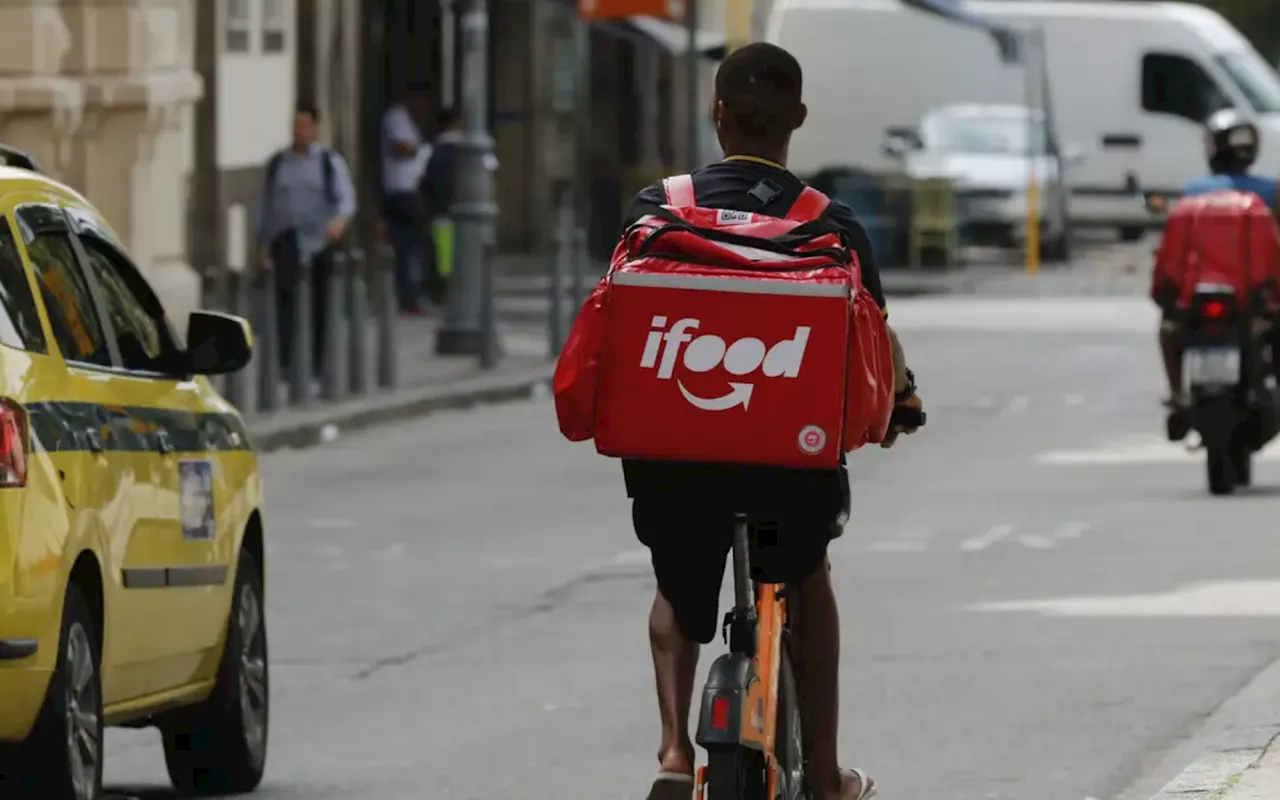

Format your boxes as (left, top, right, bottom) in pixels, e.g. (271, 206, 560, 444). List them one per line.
(256, 102, 356, 382)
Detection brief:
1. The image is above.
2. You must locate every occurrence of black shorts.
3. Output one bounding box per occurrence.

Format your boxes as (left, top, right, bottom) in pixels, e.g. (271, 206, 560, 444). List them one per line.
(633, 500, 838, 644)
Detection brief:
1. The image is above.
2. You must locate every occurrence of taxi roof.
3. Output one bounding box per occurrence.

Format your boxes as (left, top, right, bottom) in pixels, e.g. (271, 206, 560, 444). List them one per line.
(0, 164, 101, 218)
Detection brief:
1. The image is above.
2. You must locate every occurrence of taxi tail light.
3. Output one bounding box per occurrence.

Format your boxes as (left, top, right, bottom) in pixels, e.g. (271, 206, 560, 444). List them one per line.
(0, 398, 29, 488)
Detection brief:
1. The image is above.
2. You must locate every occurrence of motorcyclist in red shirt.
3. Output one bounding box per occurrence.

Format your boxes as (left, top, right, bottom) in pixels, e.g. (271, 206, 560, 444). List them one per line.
(1152, 111, 1280, 434)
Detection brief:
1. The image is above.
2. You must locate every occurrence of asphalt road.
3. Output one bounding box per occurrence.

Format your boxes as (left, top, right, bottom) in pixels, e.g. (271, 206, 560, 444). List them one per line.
(104, 294, 1280, 800)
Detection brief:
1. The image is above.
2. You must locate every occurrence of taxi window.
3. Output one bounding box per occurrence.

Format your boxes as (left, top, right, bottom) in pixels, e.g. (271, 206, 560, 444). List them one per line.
(22, 230, 111, 367)
(77, 236, 181, 374)
(0, 218, 48, 354)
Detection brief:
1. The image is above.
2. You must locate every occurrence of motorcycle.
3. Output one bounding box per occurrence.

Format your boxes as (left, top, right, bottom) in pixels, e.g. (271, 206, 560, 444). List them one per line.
(1168, 283, 1279, 495)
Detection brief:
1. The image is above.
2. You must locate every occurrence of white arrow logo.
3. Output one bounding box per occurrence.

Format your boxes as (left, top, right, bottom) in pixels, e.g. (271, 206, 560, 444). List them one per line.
(678, 381, 754, 411)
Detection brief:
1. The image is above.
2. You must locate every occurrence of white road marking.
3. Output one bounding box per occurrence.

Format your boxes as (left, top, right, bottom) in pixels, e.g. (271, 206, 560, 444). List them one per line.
(1005, 395, 1030, 414)
(1037, 434, 1280, 465)
(1064, 393, 1085, 407)
(970, 580, 1280, 617)
(960, 524, 1016, 552)
(1016, 534, 1055, 549)
(887, 297, 1156, 333)
(1052, 521, 1090, 541)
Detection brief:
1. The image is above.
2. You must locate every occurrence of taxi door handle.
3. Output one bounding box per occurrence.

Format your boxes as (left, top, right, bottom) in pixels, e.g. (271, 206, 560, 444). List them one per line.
(84, 429, 104, 454)
(155, 429, 174, 456)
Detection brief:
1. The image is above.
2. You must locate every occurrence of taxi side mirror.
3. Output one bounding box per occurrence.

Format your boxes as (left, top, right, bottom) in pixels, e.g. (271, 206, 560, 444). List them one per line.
(186, 310, 253, 375)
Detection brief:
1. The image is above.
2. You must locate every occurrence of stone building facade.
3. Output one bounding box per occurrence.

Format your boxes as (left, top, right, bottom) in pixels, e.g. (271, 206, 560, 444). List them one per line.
(0, 0, 726, 329)
(0, 0, 203, 326)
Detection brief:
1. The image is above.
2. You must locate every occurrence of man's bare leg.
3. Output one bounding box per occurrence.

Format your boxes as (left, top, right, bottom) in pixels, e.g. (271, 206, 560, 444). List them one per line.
(790, 564, 873, 800)
(649, 590, 699, 776)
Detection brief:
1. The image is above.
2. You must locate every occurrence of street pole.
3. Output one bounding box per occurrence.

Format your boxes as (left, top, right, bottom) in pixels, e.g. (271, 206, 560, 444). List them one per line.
(441, 0, 456, 110)
(685, 0, 700, 171)
(435, 0, 502, 357)
(1023, 28, 1041, 277)
(750, 0, 768, 42)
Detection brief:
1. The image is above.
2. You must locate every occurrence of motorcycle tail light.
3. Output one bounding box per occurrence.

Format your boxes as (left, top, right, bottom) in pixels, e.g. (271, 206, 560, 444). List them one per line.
(1201, 299, 1229, 320)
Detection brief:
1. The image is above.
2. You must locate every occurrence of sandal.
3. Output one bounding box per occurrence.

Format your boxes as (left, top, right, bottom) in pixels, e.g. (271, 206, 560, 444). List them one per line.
(840, 768, 877, 800)
(645, 771, 694, 800)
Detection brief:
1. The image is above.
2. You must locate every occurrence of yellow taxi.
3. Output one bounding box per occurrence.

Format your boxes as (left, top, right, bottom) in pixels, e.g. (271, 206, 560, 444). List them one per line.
(0, 146, 268, 799)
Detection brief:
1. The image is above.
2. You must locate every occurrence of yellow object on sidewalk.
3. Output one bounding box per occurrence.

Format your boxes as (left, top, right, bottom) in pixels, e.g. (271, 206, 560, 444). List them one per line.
(433, 218, 454, 279)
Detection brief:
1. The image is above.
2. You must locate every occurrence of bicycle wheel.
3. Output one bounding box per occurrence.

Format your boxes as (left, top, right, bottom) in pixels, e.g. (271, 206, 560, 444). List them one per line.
(773, 639, 807, 800)
(704, 744, 767, 800)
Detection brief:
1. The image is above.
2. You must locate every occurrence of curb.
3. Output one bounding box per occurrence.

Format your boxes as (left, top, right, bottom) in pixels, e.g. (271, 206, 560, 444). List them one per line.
(245, 365, 555, 453)
(1114, 651, 1280, 800)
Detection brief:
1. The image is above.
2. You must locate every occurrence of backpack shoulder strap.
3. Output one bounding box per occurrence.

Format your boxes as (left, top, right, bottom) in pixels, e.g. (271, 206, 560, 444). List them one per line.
(663, 174, 696, 207)
(786, 186, 831, 222)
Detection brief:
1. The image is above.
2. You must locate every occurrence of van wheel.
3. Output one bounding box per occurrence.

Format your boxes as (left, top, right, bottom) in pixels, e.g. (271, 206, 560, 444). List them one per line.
(24, 584, 103, 800)
(162, 548, 268, 794)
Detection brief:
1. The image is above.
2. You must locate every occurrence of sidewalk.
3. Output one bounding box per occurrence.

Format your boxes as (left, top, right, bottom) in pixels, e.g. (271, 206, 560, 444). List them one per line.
(236, 241, 1152, 453)
(494, 238, 1156, 303)
(1215, 742, 1280, 800)
(240, 312, 555, 452)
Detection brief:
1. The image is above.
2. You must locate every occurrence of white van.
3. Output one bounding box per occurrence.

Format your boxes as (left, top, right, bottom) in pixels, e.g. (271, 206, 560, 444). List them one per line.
(767, 0, 1280, 237)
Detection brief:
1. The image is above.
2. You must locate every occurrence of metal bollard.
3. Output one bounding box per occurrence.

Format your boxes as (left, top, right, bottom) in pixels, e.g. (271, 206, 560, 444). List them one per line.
(480, 232, 500, 370)
(374, 243, 399, 389)
(347, 248, 370, 396)
(200, 265, 221, 311)
(223, 269, 250, 409)
(549, 198, 570, 357)
(320, 252, 347, 402)
(570, 225, 587, 317)
(256, 264, 281, 413)
(288, 258, 313, 407)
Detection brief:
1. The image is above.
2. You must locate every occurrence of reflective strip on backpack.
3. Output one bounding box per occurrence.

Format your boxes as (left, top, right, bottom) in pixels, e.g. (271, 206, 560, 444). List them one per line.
(612, 271, 848, 297)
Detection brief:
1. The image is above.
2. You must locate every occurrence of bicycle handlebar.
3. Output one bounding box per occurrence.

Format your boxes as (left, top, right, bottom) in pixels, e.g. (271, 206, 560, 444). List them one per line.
(890, 405, 926, 430)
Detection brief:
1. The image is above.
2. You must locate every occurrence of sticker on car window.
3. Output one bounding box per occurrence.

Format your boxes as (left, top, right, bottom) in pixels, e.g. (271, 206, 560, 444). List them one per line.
(179, 460, 215, 541)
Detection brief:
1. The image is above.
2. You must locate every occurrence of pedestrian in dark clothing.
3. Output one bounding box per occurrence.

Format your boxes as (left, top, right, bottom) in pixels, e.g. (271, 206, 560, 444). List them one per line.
(256, 102, 356, 381)
(420, 108, 463, 303)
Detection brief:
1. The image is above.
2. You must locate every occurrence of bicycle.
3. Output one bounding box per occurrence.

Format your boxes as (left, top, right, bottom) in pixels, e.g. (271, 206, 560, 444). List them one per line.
(693, 409, 923, 799)
(692, 512, 808, 800)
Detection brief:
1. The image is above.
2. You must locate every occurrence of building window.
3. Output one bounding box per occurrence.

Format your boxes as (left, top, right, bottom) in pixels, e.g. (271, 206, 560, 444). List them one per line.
(225, 0, 251, 53)
(262, 0, 288, 53)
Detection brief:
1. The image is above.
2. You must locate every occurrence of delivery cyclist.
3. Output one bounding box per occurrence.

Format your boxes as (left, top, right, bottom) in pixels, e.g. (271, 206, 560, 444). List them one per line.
(625, 43, 924, 800)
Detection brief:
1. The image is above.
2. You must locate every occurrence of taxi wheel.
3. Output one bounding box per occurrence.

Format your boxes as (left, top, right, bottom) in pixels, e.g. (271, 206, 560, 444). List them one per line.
(25, 584, 104, 800)
(162, 548, 268, 795)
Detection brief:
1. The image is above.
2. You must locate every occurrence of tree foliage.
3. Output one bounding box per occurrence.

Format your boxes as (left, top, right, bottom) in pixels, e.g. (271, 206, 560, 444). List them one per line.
(1181, 0, 1280, 64)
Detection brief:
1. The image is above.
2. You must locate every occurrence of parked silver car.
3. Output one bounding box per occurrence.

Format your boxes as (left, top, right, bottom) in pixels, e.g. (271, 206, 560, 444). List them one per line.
(884, 103, 1083, 262)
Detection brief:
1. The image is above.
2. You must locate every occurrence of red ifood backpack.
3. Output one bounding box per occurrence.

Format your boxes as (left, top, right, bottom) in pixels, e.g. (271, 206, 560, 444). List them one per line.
(553, 174, 894, 470)
(1153, 190, 1280, 310)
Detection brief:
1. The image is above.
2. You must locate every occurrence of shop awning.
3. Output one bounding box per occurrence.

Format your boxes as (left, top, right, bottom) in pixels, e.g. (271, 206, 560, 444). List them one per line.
(595, 16, 726, 59)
